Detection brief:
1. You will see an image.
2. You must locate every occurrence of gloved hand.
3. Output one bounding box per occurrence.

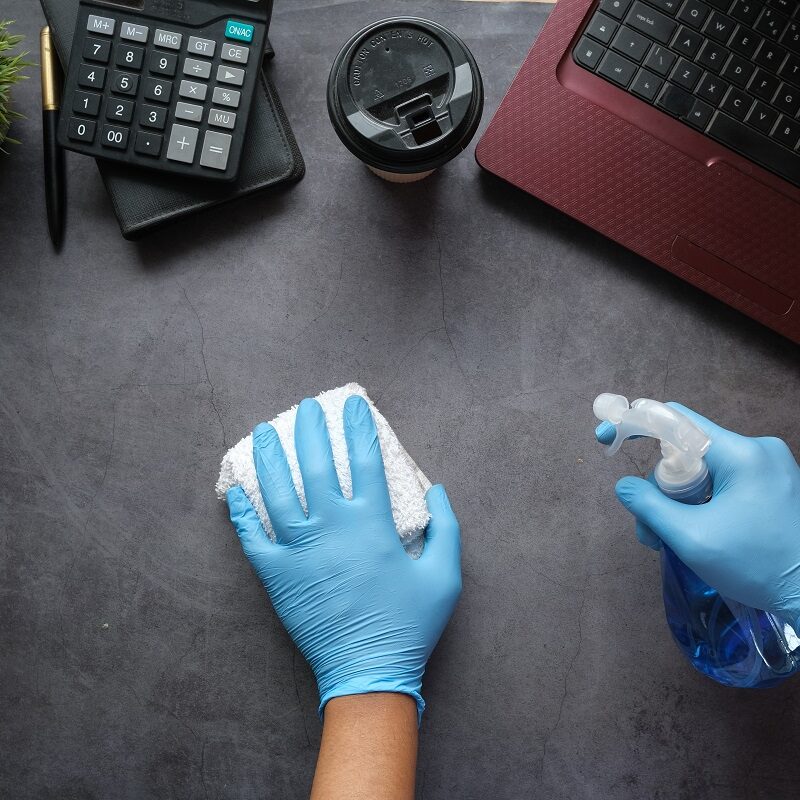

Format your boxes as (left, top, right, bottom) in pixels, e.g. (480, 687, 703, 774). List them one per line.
(596, 404, 800, 624)
(226, 395, 462, 720)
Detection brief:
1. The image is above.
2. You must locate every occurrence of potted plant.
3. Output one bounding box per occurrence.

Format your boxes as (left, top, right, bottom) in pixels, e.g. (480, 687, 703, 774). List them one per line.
(0, 20, 31, 151)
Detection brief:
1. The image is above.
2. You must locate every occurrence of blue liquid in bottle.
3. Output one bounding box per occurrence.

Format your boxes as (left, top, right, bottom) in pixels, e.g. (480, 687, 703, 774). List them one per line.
(660, 473, 800, 687)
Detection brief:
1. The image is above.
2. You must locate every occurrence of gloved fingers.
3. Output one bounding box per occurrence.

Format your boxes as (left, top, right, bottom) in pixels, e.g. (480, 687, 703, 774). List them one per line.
(595, 421, 643, 446)
(227, 485, 279, 560)
(343, 395, 392, 511)
(635, 520, 662, 550)
(253, 422, 306, 543)
(664, 402, 740, 473)
(615, 476, 698, 555)
(295, 398, 343, 513)
(418, 485, 462, 577)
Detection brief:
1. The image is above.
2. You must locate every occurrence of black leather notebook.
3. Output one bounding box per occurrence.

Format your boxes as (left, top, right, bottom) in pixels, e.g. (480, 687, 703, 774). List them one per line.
(40, 0, 304, 239)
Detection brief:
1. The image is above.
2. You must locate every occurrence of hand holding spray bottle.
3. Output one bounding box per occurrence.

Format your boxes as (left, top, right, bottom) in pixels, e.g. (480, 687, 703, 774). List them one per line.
(594, 394, 800, 688)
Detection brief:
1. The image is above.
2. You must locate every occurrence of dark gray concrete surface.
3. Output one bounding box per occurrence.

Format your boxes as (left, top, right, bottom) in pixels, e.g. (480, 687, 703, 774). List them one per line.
(2, 1, 800, 798)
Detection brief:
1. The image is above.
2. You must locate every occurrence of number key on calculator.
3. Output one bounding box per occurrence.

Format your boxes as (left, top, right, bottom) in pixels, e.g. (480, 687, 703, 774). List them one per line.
(57, 0, 272, 182)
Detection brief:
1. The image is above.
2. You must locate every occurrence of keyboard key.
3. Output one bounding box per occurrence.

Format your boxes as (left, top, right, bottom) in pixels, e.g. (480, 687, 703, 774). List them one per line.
(729, 25, 762, 56)
(721, 52, 756, 85)
(101, 124, 129, 149)
(772, 115, 800, 147)
(672, 25, 704, 57)
(67, 117, 96, 142)
(140, 104, 168, 130)
(179, 79, 208, 101)
(134, 131, 163, 157)
(597, 50, 638, 85)
(200, 130, 232, 170)
(719, 84, 754, 117)
(175, 102, 203, 123)
(644, 44, 677, 75)
(746, 99, 780, 132)
(648, 0, 681, 12)
(83, 37, 110, 63)
(703, 10, 737, 42)
(111, 71, 138, 96)
(611, 26, 652, 61)
(105, 97, 135, 123)
(779, 53, 800, 85)
(730, 0, 760, 26)
(695, 71, 730, 103)
(574, 37, 606, 69)
(212, 86, 241, 108)
(72, 90, 101, 116)
(115, 44, 144, 70)
(154, 29, 182, 50)
(166, 123, 199, 164)
(631, 67, 664, 99)
(184, 58, 212, 80)
(208, 108, 237, 129)
(754, 41, 788, 70)
(221, 43, 249, 64)
(755, 8, 789, 39)
(600, 0, 633, 21)
(78, 63, 106, 90)
(768, 0, 793, 14)
(750, 67, 780, 100)
(705, 0, 733, 9)
(782, 21, 800, 53)
(120, 22, 148, 43)
(677, 0, 712, 29)
(774, 81, 800, 114)
(707, 111, 800, 184)
(626, 2, 677, 43)
(188, 37, 217, 58)
(150, 51, 178, 76)
(144, 77, 172, 103)
(686, 97, 714, 127)
(657, 82, 696, 115)
(697, 39, 730, 70)
(86, 15, 114, 37)
(217, 65, 245, 86)
(671, 57, 704, 89)
(586, 12, 619, 43)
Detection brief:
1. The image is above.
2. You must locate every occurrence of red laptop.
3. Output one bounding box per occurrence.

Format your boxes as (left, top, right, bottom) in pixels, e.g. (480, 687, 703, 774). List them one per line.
(476, 0, 800, 343)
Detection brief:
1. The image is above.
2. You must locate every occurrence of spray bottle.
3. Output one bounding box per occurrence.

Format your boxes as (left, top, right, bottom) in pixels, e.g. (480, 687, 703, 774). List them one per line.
(594, 393, 800, 687)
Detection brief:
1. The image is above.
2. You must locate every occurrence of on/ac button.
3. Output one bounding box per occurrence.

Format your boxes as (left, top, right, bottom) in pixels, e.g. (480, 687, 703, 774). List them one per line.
(225, 20, 254, 42)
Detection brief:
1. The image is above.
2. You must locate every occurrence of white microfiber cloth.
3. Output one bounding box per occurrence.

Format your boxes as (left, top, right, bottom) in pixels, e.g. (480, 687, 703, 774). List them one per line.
(216, 383, 432, 556)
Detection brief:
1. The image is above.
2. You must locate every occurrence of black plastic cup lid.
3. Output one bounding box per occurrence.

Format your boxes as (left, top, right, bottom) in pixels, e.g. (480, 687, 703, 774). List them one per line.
(327, 17, 484, 174)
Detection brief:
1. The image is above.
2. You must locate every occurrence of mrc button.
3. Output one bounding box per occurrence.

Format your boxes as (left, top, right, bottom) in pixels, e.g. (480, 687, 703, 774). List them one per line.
(225, 20, 254, 42)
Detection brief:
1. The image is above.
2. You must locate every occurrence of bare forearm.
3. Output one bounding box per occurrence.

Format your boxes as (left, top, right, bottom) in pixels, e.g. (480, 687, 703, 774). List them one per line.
(310, 693, 418, 800)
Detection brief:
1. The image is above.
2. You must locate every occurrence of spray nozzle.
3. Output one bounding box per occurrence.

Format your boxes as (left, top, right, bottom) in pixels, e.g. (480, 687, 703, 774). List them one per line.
(593, 393, 711, 495)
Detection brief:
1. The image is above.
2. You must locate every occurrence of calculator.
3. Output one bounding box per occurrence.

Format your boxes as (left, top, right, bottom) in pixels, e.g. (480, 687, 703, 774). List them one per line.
(57, 0, 272, 181)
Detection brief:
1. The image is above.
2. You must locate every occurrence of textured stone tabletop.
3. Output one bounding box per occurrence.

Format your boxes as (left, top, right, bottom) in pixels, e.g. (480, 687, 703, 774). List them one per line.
(2, 1, 799, 798)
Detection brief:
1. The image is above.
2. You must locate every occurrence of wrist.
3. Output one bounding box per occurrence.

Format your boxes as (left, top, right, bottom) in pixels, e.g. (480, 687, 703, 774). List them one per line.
(317, 671, 426, 724)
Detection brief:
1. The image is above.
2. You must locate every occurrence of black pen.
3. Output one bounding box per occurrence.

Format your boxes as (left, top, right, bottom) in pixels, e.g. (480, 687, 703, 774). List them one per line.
(40, 26, 65, 249)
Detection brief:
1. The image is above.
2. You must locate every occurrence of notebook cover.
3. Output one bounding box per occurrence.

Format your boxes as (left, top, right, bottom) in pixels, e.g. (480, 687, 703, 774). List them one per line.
(40, 0, 305, 239)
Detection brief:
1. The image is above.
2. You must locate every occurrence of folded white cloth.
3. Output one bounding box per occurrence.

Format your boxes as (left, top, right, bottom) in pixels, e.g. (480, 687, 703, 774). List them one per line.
(216, 383, 431, 555)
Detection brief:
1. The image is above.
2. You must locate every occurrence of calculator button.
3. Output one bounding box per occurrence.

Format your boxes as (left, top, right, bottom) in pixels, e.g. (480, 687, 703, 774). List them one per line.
(73, 90, 102, 116)
(175, 102, 204, 123)
(144, 77, 172, 103)
(154, 29, 182, 50)
(87, 15, 115, 36)
(199, 130, 232, 170)
(120, 22, 148, 43)
(188, 37, 217, 57)
(166, 123, 199, 163)
(208, 108, 237, 129)
(184, 58, 212, 80)
(150, 51, 178, 76)
(225, 20, 254, 42)
(68, 117, 96, 142)
(134, 131, 163, 157)
(221, 43, 249, 64)
(139, 104, 168, 130)
(83, 38, 110, 63)
(106, 97, 135, 123)
(101, 124, 129, 149)
(212, 86, 240, 108)
(111, 71, 139, 95)
(78, 63, 106, 89)
(179, 80, 208, 101)
(116, 44, 144, 70)
(217, 65, 245, 86)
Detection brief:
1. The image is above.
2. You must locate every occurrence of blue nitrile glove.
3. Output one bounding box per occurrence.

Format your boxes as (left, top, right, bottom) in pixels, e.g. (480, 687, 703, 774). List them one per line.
(596, 404, 800, 623)
(226, 395, 462, 721)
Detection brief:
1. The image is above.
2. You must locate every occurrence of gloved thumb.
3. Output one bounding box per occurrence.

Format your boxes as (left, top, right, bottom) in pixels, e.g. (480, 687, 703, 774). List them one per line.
(419, 485, 461, 571)
(615, 476, 693, 552)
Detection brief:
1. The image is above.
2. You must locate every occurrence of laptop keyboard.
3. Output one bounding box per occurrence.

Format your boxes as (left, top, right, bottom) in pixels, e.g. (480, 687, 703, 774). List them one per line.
(573, 0, 800, 189)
